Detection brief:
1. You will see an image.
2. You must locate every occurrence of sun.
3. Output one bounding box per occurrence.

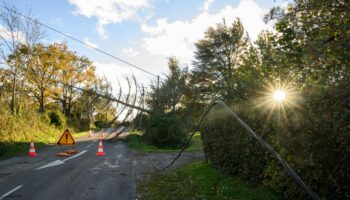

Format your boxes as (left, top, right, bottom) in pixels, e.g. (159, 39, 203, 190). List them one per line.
(255, 80, 300, 122)
(273, 90, 286, 101)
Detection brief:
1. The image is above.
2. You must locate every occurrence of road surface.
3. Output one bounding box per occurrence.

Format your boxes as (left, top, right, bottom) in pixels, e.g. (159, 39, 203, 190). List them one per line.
(0, 129, 203, 200)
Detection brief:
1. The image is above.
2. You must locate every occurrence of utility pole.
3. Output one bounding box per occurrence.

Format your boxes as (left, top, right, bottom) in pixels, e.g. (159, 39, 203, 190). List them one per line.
(156, 75, 160, 110)
(139, 86, 145, 128)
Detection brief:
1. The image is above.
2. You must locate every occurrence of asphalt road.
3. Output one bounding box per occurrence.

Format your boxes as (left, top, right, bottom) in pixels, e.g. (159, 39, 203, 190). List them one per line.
(0, 130, 137, 200)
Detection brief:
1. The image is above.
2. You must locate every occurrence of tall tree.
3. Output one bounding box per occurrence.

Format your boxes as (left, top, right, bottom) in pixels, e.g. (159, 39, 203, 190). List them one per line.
(55, 43, 96, 117)
(163, 57, 188, 112)
(265, 0, 350, 86)
(192, 18, 248, 104)
(23, 43, 63, 113)
(148, 57, 188, 112)
(0, 4, 45, 113)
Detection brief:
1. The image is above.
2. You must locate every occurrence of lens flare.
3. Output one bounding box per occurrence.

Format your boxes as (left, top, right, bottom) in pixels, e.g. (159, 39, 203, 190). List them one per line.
(273, 90, 286, 101)
(254, 80, 300, 122)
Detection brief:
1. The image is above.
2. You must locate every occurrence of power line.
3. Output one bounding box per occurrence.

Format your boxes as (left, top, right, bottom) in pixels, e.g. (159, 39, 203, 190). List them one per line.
(54, 79, 151, 113)
(0, 4, 159, 78)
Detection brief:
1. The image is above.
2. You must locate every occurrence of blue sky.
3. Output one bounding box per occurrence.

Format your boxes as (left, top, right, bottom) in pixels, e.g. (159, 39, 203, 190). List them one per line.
(2, 0, 286, 89)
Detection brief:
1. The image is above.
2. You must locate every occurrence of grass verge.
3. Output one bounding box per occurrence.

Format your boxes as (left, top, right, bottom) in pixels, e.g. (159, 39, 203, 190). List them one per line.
(0, 129, 90, 159)
(72, 130, 89, 138)
(138, 161, 277, 200)
(126, 131, 203, 152)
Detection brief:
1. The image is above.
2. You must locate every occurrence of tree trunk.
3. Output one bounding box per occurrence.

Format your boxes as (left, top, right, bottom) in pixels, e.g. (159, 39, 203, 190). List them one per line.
(10, 70, 16, 114)
(39, 90, 45, 113)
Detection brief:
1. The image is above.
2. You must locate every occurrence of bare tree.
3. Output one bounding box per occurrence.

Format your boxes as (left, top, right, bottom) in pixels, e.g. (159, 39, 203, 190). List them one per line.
(0, 4, 45, 113)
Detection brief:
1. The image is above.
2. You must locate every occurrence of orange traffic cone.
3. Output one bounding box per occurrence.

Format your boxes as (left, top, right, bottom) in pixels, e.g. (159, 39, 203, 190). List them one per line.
(28, 142, 38, 157)
(96, 139, 105, 156)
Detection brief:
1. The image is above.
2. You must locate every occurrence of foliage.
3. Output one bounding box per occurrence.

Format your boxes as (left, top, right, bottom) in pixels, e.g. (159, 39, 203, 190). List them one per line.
(191, 0, 350, 199)
(126, 130, 202, 152)
(261, 84, 350, 199)
(201, 105, 268, 186)
(192, 18, 248, 104)
(0, 4, 46, 114)
(94, 120, 108, 129)
(72, 130, 90, 138)
(48, 110, 66, 129)
(0, 106, 61, 158)
(131, 113, 149, 130)
(194, 1, 350, 199)
(138, 161, 277, 200)
(148, 57, 188, 113)
(0, 4, 115, 156)
(145, 111, 187, 148)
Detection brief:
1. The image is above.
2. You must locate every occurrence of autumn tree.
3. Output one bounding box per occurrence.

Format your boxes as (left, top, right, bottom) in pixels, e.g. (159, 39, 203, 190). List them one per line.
(0, 4, 45, 113)
(74, 76, 113, 129)
(55, 43, 96, 117)
(19, 44, 63, 113)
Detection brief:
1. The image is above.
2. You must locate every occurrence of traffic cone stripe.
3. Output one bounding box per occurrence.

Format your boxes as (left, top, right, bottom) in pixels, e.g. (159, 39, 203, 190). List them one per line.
(96, 139, 105, 156)
(28, 142, 38, 157)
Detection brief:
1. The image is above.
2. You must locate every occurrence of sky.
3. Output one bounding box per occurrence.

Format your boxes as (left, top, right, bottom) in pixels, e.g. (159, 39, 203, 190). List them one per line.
(1, 0, 286, 91)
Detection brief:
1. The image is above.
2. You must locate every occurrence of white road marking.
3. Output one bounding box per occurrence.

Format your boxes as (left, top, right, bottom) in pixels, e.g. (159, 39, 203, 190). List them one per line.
(84, 143, 93, 149)
(0, 185, 23, 200)
(35, 160, 65, 170)
(62, 150, 87, 162)
(93, 140, 98, 143)
(35, 150, 87, 170)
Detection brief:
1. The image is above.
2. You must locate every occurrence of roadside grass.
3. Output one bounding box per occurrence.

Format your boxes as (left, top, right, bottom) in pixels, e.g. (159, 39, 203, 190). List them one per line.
(72, 130, 89, 138)
(138, 161, 277, 200)
(0, 129, 91, 159)
(126, 130, 203, 152)
(0, 128, 61, 159)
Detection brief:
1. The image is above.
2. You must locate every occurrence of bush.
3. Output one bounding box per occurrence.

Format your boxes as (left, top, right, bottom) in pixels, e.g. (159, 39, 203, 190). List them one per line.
(94, 120, 107, 128)
(0, 107, 61, 158)
(40, 112, 51, 124)
(201, 104, 268, 186)
(131, 113, 149, 130)
(262, 84, 350, 200)
(200, 82, 350, 200)
(145, 112, 187, 148)
(48, 110, 66, 129)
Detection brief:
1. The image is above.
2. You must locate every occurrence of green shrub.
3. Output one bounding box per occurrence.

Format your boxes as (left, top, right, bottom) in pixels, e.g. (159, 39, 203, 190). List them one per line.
(262, 85, 350, 199)
(94, 120, 107, 128)
(200, 82, 350, 200)
(201, 105, 267, 186)
(48, 110, 66, 129)
(0, 107, 61, 158)
(40, 112, 51, 125)
(145, 112, 187, 148)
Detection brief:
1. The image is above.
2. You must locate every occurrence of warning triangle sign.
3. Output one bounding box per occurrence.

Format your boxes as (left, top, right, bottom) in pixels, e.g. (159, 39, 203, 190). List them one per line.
(57, 129, 75, 145)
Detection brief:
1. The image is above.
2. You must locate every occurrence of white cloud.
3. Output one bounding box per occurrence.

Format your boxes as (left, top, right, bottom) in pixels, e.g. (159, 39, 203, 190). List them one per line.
(123, 47, 139, 57)
(68, 0, 152, 38)
(83, 37, 99, 48)
(141, 0, 271, 61)
(94, 61, 151, 90)
(201, 0, 215, 11)
(0, 25, 25, 44)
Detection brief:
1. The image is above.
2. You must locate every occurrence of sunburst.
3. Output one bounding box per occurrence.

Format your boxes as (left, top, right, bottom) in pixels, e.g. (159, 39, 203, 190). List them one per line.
(255, 80, 300, 122)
